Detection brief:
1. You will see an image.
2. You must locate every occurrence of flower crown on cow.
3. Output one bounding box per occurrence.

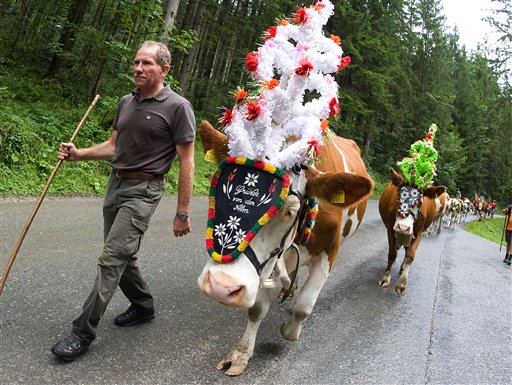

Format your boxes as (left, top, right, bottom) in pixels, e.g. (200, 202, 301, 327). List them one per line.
(397, 123, 439, 190)
(218, 0, 349, 169)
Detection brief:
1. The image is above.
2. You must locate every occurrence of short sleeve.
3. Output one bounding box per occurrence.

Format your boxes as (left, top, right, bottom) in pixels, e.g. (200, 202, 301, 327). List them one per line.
(172, 101, 196, 144)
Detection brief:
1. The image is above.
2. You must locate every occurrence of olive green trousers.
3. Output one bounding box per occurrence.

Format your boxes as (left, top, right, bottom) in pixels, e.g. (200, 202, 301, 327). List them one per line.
(71, 173, 164, 343)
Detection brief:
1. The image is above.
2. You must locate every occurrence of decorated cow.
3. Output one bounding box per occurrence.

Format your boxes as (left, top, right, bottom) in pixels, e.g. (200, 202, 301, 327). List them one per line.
(197, 1, 373, 376)
(378, 124, 446, 296)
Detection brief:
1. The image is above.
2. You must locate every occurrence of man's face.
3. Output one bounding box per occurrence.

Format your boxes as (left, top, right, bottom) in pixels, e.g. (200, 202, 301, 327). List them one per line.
(133, 45, 169, 90)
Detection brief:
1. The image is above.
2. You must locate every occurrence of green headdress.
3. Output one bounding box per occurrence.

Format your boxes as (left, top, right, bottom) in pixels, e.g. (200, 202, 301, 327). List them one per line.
(397, 123, 438, 189)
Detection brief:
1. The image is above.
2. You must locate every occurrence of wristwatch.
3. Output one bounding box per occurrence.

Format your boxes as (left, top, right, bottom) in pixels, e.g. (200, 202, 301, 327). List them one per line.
(176, 212, 189, 221)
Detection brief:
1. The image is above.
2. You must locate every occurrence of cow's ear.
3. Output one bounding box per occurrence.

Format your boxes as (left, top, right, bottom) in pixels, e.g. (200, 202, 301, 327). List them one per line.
(306, 172, 374, 207)
(198, 120, 229, 163)
(389, 167, 403, 186)
(424, 185, 447, 198)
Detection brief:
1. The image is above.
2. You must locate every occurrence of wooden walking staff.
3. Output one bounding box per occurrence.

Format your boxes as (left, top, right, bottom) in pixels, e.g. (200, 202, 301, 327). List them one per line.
(0, 94, 100, 296)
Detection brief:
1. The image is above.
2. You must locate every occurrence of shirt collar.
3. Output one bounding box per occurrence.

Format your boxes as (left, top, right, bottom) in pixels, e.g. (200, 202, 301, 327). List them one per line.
(132, 85, 172, 101)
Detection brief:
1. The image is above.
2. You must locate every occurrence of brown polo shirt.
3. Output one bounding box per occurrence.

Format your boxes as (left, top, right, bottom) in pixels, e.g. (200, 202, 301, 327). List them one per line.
(110, 85, 196, 175)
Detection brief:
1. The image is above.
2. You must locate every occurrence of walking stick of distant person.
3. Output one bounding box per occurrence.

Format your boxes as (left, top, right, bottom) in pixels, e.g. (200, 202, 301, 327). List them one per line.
(0, 95, 100, 296)
(500, 211, 508, 252)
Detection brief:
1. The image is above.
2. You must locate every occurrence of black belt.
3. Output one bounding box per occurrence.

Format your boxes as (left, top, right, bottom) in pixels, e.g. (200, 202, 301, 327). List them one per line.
(114, 171, 163, 181)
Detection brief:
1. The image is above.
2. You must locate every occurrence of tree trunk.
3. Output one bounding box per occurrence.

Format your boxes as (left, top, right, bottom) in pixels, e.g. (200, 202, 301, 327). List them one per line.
(48, 0, 92, 76)
(160, 0, 181, 40)
(178, 2, 206, 94)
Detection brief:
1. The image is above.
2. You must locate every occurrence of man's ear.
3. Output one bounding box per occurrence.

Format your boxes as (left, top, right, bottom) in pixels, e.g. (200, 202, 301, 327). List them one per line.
(161, 64, 170, 77)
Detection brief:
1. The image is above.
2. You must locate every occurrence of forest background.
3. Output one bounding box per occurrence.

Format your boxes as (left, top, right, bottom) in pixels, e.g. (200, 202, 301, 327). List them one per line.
(0, 0, 510, 205)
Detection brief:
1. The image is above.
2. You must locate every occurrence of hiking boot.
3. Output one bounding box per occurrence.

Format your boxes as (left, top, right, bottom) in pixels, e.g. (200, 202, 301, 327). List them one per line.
(114, 306, 155, 327)
(51, 334, 89, 362)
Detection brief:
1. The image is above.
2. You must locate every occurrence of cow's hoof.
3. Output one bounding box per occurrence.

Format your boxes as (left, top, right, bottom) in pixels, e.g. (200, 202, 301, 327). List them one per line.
(281, 320, 301, 341)
(395, 285, 407, 296)
(216, 354, 249, 376)
(378, 273, 391, 287)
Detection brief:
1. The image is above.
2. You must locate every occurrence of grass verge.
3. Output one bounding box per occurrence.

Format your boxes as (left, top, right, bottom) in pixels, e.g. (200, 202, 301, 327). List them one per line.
(464, 216, 508, 246)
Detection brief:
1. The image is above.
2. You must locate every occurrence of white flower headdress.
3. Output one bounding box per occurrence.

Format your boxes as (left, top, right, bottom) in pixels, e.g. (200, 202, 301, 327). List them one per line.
(218, 0, 350, 170)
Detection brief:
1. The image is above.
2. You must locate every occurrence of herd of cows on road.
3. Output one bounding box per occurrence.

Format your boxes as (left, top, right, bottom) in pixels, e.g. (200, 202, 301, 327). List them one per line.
(195, 121, 497, 375)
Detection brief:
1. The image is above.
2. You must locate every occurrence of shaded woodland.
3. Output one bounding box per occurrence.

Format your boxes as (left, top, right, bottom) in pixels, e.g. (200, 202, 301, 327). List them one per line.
(0, 0, 511, 203)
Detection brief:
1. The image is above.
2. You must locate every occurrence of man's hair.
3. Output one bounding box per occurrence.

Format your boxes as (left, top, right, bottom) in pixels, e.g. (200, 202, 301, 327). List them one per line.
(139, 41, 171, 66)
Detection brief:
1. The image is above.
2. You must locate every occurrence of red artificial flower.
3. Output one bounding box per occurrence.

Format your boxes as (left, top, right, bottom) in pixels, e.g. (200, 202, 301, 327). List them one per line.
(338, 56, 351, 71)
(234, 87, 248, 103)
(307, 140, 322, 158)
(294, 7, 308, 24)
(295, 59, 314, 77)
(329, 97, 340, 117)
(245, 103, 261, 121)
(246, 51, 259, 72)
(219, 108, 234, 127)
(279, 19, 289, 26)
(264, 26, 277, 41)
(426, 133, 433, 141)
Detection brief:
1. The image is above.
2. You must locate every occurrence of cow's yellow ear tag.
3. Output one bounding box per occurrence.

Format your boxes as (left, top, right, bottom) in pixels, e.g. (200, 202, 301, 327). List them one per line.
(204, 149, 217, 164)
(331, 190, 345, 204)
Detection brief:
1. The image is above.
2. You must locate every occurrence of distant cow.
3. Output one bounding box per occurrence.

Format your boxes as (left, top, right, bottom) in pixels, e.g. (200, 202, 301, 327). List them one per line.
(197, 120, 374, 375)
(378, 168, 446, 296)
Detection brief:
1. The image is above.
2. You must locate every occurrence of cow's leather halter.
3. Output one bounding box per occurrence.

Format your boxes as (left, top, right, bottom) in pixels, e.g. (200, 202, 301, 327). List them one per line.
(242, 164, 309, 298)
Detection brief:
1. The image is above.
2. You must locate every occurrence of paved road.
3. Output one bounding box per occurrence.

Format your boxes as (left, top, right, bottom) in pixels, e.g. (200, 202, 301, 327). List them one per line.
(1, 197, 510, 384)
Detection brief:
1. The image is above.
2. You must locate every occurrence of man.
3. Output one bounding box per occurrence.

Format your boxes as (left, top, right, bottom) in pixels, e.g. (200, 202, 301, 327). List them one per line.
(503, 203, 512, 266)
(51, 41, 196, 362)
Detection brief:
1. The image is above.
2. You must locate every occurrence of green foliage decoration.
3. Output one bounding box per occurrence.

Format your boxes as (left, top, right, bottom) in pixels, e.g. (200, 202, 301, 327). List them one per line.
(397, 123, 438, 189)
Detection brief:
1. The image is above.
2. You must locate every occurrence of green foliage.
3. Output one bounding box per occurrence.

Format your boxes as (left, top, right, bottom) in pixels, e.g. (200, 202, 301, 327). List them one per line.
(0, 0, 510, 205)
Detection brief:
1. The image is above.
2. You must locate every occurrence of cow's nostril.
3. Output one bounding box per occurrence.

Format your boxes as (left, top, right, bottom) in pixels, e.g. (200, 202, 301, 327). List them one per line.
(228, 287, 242, 298)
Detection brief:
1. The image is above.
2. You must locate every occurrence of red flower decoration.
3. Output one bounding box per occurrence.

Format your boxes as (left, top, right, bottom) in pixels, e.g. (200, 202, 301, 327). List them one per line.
(295, 59, 314, 77)
(294, 8, 308, 24)
(426, 133, 432, 141)
(246, 51, 259, 72)
(338, 56, 351, 71)
(329, 97, 340, 117)
(245, 103, 261, 121)
(219, 109, 234, 127)
(307, 140, 322, 157)
(264, 26, 277, 41)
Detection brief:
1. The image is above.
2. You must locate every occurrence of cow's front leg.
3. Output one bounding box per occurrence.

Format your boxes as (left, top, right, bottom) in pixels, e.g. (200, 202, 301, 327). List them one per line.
(217, 288, 271, 376)
(379, 227, 397, 287)
(277, 247, 304, 300)
(396, 235, 420, 296)
(281, 249, 329, 341)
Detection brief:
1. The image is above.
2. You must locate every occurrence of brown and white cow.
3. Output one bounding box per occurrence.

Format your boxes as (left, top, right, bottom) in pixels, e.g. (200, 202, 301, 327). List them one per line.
(197, 120, 374, 375)
(378, 168, 446, 296)
(423, 191, 449, 236)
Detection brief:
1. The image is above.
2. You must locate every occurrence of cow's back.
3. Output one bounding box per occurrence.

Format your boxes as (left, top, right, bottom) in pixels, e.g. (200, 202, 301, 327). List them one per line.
(308, 134, 370, 268)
